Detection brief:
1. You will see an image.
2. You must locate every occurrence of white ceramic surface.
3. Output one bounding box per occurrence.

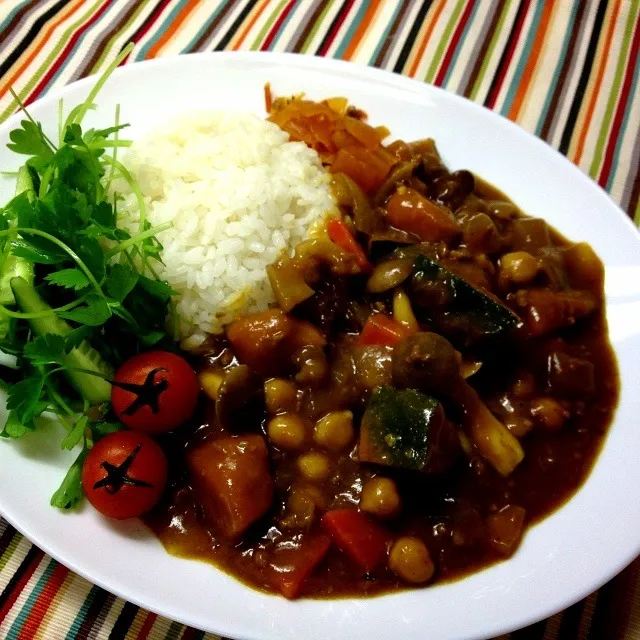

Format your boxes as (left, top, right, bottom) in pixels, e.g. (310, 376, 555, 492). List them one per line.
(0, 53, 639, 640)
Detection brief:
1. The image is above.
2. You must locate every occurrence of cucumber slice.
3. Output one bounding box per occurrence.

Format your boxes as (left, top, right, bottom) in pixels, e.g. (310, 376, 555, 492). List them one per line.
(0, 256, 34, 306)
(0, 166, 37, 308)
(10, 277, 113, 405)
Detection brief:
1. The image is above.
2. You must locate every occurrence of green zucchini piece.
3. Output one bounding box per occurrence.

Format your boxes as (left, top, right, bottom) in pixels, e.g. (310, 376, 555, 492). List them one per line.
(359, 386, 458, 473)
(10, 277, 113, 405)
(410, 254, 519, 344)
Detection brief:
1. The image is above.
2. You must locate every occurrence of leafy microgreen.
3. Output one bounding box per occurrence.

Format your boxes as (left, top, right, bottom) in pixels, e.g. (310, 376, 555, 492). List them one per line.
(63, 326, 93, 352)
(23, 334, 66, 366)
(50, 447, 87, 509)
(105, 263, 138, 302)
(6, 375, 45, 423)
(90, 420, 121, 440)
(61, 415, 88, 451)
(0, 410, 35, 438)
(7, 120, 55, 158)
(58, 294, 111, 326)
(45, 268, 90, 291)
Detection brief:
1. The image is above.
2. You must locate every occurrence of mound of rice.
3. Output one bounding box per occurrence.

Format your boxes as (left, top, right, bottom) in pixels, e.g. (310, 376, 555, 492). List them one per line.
(110, 111, 337, 346)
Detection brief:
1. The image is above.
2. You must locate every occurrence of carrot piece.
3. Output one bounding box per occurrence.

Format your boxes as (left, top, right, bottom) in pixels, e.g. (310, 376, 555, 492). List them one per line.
(330, 147, 391, 193)
(343, 116, 380, 150)
(227, 308, 293, 375)
(268, 535, 331, 599)
(285, 319, 327, 352)
(386, 188, 460, 242)
(358, 313, 410, 347)
(264, 83, 273, 113)
(327, 218, 371, 272)
(322, 509, 388, 573)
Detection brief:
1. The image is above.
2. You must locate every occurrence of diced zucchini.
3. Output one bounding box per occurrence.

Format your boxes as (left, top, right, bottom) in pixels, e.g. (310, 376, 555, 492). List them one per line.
(10, 277, 113, 404)
(359, 385, 456, 473)
(410, 254, 519, 344)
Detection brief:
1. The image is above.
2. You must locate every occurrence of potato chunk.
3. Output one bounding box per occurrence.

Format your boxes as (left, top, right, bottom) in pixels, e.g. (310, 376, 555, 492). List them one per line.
(187, 435, 274, 539)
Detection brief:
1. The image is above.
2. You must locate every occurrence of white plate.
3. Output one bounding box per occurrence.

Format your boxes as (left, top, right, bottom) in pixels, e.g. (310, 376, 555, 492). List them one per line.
(0, 53, 639, 640)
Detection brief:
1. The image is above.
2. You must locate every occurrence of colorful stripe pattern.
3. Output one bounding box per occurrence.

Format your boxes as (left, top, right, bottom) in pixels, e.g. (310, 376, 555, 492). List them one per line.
(0, 0, 639, 638)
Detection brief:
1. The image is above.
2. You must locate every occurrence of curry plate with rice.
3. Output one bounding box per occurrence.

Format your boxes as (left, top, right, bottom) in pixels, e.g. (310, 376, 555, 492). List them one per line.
(0, 52, 618, 601)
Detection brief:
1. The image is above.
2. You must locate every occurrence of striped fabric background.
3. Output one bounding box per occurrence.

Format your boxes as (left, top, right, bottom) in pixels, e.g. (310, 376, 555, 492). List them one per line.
(0, 0, 639, 638)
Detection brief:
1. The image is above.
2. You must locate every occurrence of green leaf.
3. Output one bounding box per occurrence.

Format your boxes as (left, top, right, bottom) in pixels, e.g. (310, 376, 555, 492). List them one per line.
(63, 326, 93, 352)
(137, 275, 176, 301)
(63, 123, 84, 146)
(23, 333, 66, 366)
(10, 238, 61, 265)
(0, 410, 35, 438)
(84, 123, 129, 144)
(7, 120, 54, 158)
(6, 375, 44, 423)
(61, 415, 88, 451)
(45, 268, 90, 291)
(106, 264, 138, 302)
(50, 448, 87, 510)
(140, 330, 167, 346)
(75, 236, 105, 282)
(2, 191, 33, 223)
(58, 294, 111, 326)
(90, 420, 121, 441)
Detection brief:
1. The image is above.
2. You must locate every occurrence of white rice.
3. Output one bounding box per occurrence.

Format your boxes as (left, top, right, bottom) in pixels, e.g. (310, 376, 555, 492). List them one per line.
(110, 111, 337, 347)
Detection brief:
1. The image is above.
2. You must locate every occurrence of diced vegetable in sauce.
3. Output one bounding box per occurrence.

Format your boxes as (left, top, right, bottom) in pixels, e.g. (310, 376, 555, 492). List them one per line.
(411, 254, 520, 344)
(322, 509, 389, 573)
(186, 435, 274, 540)
(266, 534, 331, 598)
(360, 386, 458, 473)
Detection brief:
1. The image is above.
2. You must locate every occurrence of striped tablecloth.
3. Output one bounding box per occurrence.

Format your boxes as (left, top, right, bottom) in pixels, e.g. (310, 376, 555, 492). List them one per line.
(0, 1, 638, 639)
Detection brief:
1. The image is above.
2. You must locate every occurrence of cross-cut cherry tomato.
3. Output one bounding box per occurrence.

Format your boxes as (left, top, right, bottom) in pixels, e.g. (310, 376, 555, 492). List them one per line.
(111, 351, 199, 433)
(82, 431, 168, 519)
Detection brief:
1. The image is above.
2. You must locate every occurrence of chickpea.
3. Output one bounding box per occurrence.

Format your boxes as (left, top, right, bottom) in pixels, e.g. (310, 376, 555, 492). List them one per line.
(294, 345, 328, 387)
(198, 369, 224, 401)
(530, 397, 568, 430)
(388, 537, 435, 584)
(297, 451, 331, 482)
(360, 477, 401, 519)
(264, 378, 297, 414)
(314, 411, 354, 450)
(512, 372, 536, 398)
(267, 413, 306, 450)
(486, 200, 518, 220)
(500, 251, 539, 285)
(282, 488, 316, 528)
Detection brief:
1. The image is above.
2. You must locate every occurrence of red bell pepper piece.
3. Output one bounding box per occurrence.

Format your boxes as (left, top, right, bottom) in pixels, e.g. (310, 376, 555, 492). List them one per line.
(327, 218, 371, 272)
(267, 534, 331, 599)
(358, 313, 410, 347)
(322, 509, 388, 573)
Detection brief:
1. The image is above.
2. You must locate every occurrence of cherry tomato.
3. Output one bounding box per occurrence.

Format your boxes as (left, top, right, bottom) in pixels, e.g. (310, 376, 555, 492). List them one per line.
(82, 431, 168, 520)
(111, 351, 199, 433)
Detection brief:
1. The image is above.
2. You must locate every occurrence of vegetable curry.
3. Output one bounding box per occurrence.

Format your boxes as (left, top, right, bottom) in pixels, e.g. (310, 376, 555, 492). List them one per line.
(144, 94, 618, 599)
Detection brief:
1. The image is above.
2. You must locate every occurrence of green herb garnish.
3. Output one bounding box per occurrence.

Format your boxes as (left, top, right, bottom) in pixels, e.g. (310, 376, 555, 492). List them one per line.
(0, 43, 179, 509)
